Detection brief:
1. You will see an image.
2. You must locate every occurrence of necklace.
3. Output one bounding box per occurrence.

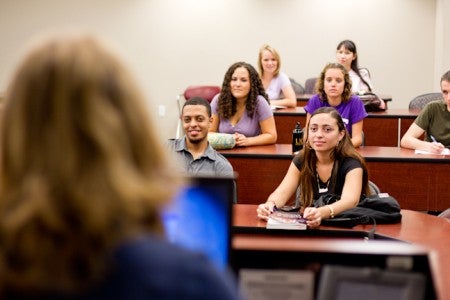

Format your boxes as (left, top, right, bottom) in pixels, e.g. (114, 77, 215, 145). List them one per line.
(316, 172, 330, 193)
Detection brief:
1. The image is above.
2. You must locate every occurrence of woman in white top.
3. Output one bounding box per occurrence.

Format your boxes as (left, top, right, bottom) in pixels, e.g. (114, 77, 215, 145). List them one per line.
(258, 44, 297, 108)
(336, 40, 385, 109)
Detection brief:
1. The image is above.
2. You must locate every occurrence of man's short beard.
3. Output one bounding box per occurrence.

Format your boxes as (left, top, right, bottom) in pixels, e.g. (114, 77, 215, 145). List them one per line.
(187, 136, 206, 145)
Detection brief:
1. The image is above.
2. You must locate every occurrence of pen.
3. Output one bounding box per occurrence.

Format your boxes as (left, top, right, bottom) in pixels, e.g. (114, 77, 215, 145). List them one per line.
(430, 135, 437, 143)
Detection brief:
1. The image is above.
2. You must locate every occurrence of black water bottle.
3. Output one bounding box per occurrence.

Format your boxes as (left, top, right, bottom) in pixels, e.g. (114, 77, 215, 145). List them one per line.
(292, 122, 303, 153)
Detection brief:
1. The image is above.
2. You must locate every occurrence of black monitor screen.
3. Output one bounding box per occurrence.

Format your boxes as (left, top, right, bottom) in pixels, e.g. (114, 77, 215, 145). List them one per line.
(161, 176, 234, 271)
(317, 265, 426, 300)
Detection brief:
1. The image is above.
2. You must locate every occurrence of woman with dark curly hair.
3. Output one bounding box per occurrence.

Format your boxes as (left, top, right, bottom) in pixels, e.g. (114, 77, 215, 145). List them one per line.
(304, 63, 367, 147)
(210, 62, 277, 147)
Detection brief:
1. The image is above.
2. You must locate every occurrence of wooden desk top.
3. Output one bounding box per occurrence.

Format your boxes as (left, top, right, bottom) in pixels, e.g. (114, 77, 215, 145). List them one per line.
(233, 204, 450, 300)
(274, 107, 418, 118)
(219, 143, 293, 158)
(296, 93, 393, 102)
(220, 145, 450, 162)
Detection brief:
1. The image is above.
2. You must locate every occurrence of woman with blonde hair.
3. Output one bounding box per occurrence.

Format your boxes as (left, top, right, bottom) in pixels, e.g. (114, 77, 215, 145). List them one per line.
(0, 32, 240, 299)
(257, 44, 297, 108)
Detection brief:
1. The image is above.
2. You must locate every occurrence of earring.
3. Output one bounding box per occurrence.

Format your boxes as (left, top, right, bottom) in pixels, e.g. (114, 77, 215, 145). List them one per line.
(306, 140, 313, 150)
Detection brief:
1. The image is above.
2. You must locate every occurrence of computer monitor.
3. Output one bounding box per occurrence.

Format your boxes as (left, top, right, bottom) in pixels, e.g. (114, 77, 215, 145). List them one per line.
(161, 176, 234, 271)
(316, 265, 426, 300)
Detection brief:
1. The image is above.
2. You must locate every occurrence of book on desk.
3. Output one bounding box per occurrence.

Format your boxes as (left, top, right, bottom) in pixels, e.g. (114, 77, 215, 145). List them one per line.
(266, 210, 307, 230)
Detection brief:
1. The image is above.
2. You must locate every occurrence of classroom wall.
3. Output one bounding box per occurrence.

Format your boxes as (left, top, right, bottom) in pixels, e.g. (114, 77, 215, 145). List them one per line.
(0, 0, 448, 141)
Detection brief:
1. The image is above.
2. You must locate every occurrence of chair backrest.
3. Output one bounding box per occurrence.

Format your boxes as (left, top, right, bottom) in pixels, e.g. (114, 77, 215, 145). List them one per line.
(304, 77, 317, 94)
(183, 85, 221, 103)
(175, 85, 221, 139)
(369, 180, 381, 195)
(408, 93, 443, 110)
(289, 77, 305, 94)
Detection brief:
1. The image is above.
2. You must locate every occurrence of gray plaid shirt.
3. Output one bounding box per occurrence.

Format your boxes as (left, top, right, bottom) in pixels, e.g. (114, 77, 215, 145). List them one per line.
(167, 138, 234, 177)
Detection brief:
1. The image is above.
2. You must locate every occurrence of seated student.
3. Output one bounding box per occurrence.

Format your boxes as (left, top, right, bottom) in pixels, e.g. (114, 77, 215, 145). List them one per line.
(257, 44, 297, 108)
(336, 40, 386, 110)
(210, 62, 277, 147)
(400, 70, 450, 154)
(304, 63, 367, 147)
(256, 107, 369, 228)
(0, 32, 241, 300)
(168, 96, 234, 177)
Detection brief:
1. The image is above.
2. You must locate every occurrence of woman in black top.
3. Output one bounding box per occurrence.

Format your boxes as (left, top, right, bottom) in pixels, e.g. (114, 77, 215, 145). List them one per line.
(257, 107, 369, 228)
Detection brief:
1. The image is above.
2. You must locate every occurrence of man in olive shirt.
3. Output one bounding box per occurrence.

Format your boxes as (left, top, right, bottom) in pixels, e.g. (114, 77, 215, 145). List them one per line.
(168, 97, 234, 177)
(401, 70, 450, 154)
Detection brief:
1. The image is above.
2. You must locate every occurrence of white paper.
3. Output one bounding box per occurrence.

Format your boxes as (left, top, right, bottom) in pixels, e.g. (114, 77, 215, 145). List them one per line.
(414, 148, 450, 155)
(270, 105, 287, 110)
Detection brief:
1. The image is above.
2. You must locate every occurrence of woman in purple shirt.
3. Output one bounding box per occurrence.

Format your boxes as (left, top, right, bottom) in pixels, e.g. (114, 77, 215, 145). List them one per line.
(210, 62, 277, 147)
(304, 63, 367, 147)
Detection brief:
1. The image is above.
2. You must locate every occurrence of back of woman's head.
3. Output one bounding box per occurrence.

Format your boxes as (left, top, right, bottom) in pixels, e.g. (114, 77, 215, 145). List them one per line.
(0, 32, 179, 294)
(316, 63, 352, 102)
(257, 44, 281, 77)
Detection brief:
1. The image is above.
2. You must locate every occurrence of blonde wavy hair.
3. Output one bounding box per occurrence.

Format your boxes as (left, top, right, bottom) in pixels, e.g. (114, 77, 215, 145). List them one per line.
(0, 33, 180, 295)
(257, 44, 281, 77)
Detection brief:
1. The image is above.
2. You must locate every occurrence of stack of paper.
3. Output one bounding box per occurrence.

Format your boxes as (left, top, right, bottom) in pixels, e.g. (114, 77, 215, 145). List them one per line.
(266, 210, 307, 230)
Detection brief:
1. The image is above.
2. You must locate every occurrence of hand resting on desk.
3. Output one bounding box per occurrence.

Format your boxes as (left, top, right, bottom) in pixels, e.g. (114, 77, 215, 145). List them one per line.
(256, 202, 323, 228)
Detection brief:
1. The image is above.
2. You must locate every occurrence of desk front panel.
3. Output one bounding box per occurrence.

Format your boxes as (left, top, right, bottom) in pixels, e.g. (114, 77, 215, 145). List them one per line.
(363, 117, 399, 146)
(274, 109, 417, 147)
(227, 156, 292, 205)
(366, 161, 448, 212)
(274, 113, 306, 145)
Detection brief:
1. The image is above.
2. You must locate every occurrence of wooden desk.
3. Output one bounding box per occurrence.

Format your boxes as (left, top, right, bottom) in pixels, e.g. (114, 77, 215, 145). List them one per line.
(221, 144, 293, 205)
(232, 204, 450, 300)
(296, 93, 393, 108)
(274, 108, 418, 146)
(220, 145, 450, 211)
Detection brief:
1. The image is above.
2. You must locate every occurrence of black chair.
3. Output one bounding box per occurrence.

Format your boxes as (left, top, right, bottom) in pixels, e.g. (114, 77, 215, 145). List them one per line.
(304, 77, 317, 94)
(408, 93, 443, 110)
(289, 77, 305, 94)
(368, 180, 381, 195)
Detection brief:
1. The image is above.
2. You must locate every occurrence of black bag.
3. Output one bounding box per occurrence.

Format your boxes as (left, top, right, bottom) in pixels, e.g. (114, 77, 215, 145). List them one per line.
(315, 193, 402, 228)
(359, 92, 385, 112)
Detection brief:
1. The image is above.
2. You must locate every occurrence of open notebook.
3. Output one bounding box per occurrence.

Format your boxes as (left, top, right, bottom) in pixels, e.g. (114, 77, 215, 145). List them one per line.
(161, 176, 235, 271)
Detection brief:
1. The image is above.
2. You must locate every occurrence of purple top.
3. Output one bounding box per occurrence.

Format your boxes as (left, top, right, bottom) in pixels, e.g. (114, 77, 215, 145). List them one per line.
(304, 94, 367, 136)
(210, 95, 273, 137)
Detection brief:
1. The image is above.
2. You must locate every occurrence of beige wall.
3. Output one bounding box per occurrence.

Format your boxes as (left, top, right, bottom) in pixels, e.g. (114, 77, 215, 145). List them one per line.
(0, 0, 449, 141)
